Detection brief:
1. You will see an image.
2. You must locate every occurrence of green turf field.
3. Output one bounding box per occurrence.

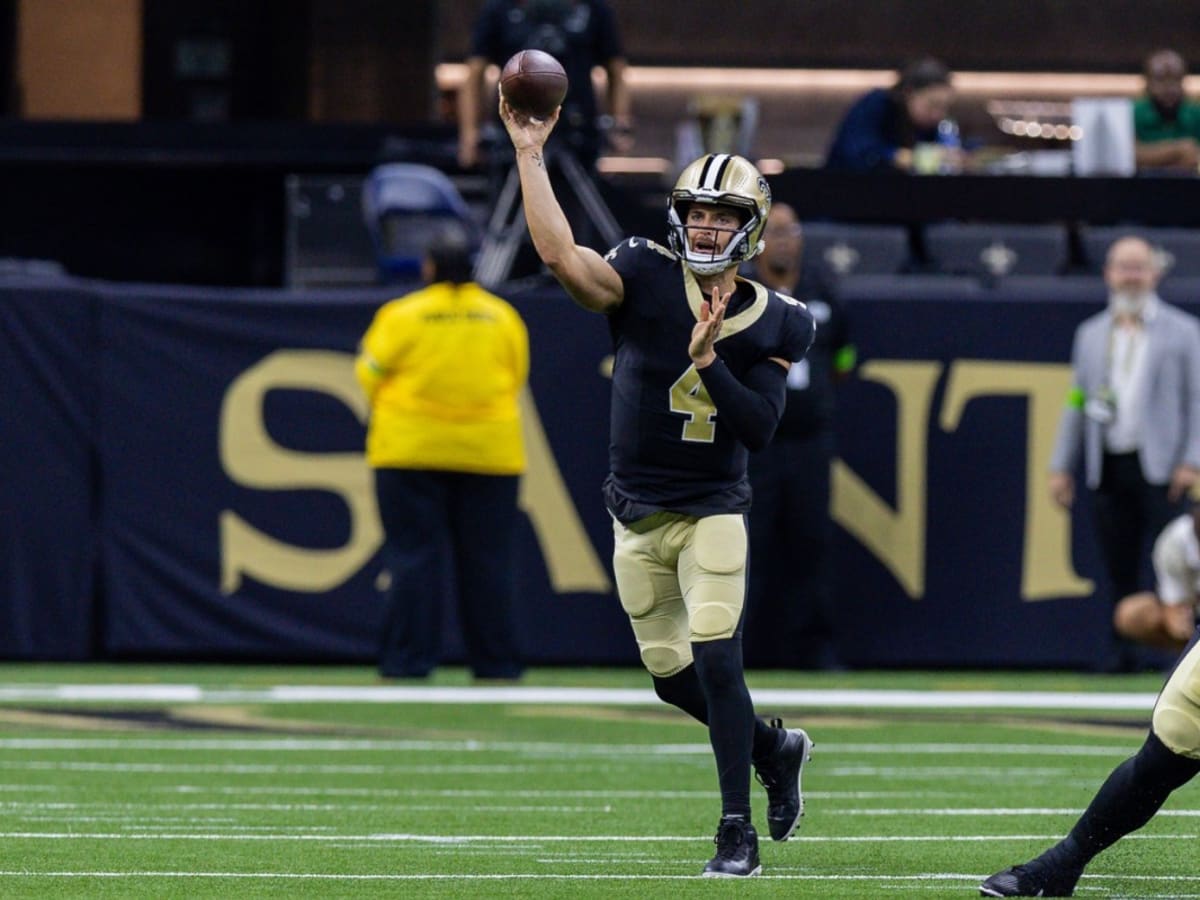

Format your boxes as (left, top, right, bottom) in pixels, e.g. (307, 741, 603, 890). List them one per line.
(0, 664, 1191, 898)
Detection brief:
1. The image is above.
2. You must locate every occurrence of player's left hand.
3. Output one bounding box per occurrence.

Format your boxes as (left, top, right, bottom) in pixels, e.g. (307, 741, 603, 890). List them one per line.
(689, 286, 729, 367)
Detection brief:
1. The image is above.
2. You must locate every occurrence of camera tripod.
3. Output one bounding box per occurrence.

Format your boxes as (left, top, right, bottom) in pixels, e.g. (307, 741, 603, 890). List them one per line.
(473, 147, 623, 287)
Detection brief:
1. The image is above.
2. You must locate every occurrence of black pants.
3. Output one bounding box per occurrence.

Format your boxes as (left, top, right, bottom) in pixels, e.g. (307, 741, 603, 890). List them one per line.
(373, 468, 522, 679)
(1091, 451, 1182, 603)
(744, 429, 838, 668)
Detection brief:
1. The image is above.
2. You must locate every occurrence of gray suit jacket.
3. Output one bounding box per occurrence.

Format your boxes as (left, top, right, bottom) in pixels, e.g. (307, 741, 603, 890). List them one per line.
(1049, 298, 1200, 488)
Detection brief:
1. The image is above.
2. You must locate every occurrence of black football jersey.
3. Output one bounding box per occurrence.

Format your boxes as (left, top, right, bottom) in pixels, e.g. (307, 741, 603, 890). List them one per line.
(601, 237, 815, 522)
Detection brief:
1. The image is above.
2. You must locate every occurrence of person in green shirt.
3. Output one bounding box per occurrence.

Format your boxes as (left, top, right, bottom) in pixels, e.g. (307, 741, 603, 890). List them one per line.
(1134, 48, 1200, 172)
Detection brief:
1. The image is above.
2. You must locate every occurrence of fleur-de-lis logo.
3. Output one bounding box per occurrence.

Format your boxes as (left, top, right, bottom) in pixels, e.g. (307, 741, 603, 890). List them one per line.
(980, 241, 1018, 277)
(824, 241, 860, 276)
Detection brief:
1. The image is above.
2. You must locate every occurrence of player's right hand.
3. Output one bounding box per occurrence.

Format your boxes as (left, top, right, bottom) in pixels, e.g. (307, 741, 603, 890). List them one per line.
(499, 95, 559, 153)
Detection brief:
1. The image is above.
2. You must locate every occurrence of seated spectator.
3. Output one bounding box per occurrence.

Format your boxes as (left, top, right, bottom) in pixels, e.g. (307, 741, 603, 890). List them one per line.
(1134, 49, 1200, 172)
(1113, 500, 1200, 655)
(825, 57, 958, 172)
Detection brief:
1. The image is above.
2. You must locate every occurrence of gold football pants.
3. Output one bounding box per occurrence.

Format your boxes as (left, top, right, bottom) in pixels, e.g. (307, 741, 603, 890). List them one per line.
(1154, 631, 1200, 758)
(611, 513, 747, 677)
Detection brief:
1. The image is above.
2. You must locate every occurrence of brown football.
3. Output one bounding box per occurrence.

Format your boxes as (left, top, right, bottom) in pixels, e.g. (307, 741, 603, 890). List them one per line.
(500, 49, 568, 118)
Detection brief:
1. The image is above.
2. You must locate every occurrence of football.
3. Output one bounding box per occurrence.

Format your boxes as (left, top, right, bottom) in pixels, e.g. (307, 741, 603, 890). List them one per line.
(500, 49, 568, 119)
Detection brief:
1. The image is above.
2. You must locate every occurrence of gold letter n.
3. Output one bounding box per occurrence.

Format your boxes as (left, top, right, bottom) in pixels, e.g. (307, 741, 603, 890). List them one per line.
(832, 361, 941, 599)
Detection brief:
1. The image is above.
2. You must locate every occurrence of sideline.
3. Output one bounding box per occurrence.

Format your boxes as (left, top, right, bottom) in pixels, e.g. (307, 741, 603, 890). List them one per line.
(0, 684, 1159, 710)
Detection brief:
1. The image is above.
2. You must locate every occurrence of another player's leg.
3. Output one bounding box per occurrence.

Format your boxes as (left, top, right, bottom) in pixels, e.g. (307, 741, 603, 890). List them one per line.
(980, 734, 1199, 897)
(981, 631, 1200, 896)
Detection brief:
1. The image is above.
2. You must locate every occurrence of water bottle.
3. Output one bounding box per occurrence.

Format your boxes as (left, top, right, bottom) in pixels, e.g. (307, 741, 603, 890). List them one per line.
(936, 118, 962, 173)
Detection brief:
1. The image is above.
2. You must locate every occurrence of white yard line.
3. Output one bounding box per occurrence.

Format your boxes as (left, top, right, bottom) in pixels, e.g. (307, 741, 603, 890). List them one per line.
(0, 684, 1160, 709)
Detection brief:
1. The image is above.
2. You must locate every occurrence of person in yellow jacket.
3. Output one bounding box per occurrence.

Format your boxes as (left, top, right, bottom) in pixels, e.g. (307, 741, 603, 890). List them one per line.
(356, 227, 529, 679)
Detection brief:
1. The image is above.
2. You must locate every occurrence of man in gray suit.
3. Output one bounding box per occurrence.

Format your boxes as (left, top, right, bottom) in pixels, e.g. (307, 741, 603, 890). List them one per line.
(1049, 235, 1200, 667)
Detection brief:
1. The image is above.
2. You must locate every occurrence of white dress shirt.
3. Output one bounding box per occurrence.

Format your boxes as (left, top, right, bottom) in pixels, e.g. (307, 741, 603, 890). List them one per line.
(1104, 297, 1159, 453)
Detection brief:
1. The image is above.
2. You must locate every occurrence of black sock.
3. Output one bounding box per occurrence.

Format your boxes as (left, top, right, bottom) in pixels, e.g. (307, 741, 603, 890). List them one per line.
(651, 665, 780, 760)
(1050, 732, 1200, 867)
(693, 639, 754, 819)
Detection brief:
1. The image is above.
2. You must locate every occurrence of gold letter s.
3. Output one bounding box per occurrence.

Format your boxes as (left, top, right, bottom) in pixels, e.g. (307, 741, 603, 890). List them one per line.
(219, 350, 381, 594)
(518, 388, 613, 593)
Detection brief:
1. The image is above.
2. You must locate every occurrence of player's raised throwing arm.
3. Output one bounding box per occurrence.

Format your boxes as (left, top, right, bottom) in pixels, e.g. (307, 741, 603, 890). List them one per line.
(499, 99, 624, 313)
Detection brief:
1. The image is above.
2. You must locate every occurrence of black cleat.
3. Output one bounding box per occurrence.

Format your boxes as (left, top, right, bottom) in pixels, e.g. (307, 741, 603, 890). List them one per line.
(754, 718, 814, 841)
(979, 860, 1083, 897)
(702, 816, 761, 877)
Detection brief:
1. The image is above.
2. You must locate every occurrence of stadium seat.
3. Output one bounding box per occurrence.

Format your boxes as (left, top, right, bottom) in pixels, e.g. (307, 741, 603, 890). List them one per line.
(361, 163, 478, 281)
(924, 222, 1070, 279)
(799, 222, 911, 280)
(1079, 225, 1200, 277)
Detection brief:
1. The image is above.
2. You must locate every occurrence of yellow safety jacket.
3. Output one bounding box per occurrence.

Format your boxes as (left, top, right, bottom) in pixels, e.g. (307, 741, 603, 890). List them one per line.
(355, 281, 528, 474)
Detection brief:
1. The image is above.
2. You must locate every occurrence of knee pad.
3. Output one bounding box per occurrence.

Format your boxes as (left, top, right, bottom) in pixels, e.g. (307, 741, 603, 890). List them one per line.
(1152, 640, 1200, 759)
(624, 604, 692, 677)
(641, 643, 689, 677)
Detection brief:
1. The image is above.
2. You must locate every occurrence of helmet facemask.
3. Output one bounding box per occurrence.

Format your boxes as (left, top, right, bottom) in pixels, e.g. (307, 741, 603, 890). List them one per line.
(668, 200, 760, 275)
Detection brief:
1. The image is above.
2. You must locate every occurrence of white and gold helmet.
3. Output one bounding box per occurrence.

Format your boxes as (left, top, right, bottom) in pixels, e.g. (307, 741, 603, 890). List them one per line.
(667, 154, 772, 275)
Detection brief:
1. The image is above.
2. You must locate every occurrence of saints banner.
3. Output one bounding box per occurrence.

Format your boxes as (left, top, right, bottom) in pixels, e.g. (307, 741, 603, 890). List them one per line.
(5, 273, 1191, 667)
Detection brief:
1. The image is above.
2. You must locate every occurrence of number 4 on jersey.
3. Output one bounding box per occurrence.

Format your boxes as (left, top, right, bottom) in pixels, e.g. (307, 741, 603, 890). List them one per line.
(668, 365, 717, 443)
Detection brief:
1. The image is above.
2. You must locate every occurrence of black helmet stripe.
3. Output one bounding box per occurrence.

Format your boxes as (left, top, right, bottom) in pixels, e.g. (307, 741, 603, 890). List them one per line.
(698, 153, 732, 190)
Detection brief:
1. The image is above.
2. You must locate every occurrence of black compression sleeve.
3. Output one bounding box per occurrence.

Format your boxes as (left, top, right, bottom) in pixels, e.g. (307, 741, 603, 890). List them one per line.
(696, 356, 787, 451)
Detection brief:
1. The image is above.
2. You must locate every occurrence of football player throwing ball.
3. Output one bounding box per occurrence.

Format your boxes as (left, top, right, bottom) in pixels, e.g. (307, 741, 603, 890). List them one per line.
(500, 96, 817, 877)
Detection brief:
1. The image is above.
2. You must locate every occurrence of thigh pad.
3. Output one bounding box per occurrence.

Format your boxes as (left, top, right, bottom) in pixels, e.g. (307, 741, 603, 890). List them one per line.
(1153, 638, 1200, 759)
(685, 515, 747, 641)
